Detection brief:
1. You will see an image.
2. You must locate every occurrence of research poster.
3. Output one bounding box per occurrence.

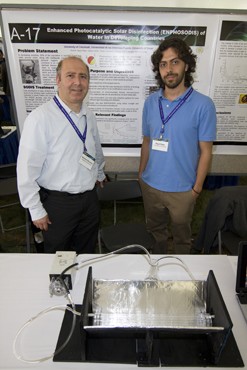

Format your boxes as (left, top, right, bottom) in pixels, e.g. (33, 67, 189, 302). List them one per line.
(1, 9, 247, 155)
(209, 16, 247, 147)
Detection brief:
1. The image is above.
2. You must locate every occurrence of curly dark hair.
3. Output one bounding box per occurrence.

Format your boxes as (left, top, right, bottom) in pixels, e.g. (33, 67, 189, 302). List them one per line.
(151, 37, 197, 88)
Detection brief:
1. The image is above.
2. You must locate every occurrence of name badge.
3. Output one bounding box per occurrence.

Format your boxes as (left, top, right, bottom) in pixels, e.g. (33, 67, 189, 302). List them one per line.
(152, 139, 169, 152)
(79, 151, 95, 170)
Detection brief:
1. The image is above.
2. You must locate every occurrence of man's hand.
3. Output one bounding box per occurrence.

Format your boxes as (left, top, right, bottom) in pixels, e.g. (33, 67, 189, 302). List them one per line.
(191, 189, 200, 199)
(96, 177, 108, 188)
(33, 215, 51, 231)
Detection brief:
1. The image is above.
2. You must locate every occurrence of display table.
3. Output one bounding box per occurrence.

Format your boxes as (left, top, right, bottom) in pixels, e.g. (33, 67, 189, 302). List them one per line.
(0, 253, 246, 370)
(0, 126, 19, 164)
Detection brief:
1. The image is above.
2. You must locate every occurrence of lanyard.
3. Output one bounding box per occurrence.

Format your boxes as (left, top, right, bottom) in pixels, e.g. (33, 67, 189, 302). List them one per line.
(158, 87, 193, 138)
(53, 96, 88, 151)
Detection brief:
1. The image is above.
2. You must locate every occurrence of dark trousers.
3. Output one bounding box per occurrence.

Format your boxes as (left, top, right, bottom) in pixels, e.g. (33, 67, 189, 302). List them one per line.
(40, 187, 100, 254)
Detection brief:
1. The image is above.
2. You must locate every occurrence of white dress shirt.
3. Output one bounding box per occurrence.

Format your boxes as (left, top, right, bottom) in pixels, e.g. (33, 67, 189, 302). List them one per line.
(17, 95, 105, 221)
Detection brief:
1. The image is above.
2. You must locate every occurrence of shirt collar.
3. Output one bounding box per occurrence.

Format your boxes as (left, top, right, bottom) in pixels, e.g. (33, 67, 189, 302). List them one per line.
(159, 87, 193, 102)
(55, 94, 87, 117)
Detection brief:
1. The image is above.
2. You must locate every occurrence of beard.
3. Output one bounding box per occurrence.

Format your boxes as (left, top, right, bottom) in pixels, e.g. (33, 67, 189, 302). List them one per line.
(162, 71, 186, 89)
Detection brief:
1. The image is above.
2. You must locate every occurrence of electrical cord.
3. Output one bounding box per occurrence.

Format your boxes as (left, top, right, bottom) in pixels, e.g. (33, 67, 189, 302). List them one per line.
(60, 262, 79, 276)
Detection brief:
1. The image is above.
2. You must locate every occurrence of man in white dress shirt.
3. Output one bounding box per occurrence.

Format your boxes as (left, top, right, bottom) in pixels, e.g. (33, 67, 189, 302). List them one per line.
(17, 56, 106, 253)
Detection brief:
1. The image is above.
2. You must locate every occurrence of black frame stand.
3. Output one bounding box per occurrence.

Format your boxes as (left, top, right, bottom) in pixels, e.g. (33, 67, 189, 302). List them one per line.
(54, 267, 244, 367)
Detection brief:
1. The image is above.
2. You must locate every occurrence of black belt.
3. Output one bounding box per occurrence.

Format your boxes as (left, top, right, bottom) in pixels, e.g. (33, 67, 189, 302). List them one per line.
(40, 186, 94, 198)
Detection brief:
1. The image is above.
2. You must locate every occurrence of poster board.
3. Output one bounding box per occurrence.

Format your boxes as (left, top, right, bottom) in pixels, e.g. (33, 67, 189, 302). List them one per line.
(0, 7, 247, 158)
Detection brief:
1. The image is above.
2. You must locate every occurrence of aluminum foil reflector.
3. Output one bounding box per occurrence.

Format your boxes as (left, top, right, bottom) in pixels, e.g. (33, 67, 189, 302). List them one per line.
(91, 279, 214, 329)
